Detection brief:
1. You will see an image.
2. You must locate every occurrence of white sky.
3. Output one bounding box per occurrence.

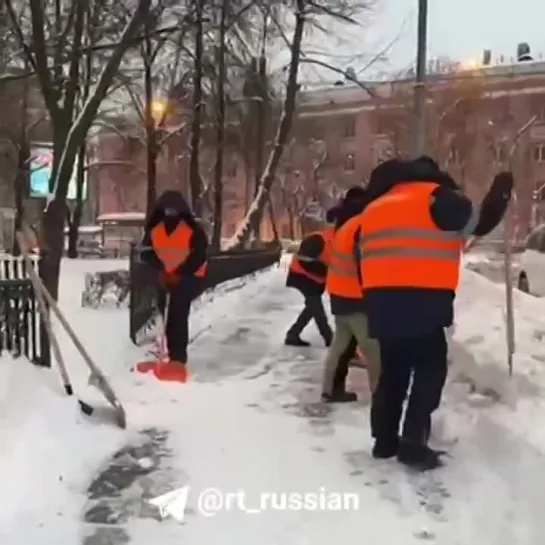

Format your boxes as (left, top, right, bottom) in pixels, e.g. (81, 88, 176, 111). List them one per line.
(299, 0, 545, 82)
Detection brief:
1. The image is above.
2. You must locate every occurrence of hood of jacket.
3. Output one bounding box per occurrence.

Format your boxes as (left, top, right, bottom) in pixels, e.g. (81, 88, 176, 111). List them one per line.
(366, 157, 460, 203)
(335, 186, 369, 229)
(145, 190, 196, 233)
(404, 156, 461, 191)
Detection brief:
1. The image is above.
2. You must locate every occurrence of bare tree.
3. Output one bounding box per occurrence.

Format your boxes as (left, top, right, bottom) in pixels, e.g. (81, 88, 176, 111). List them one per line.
(3, 0, 152, 298)
(430, 75, 485, 188)
(272, 135, 335, 238)
(223, 1, 305, 249)
(188, 0, 205, 217)
(210, 0, 228, 250)
(0, 72, 46, 254)
(225, 0, 375, 249)
(114, 8, 189, 217)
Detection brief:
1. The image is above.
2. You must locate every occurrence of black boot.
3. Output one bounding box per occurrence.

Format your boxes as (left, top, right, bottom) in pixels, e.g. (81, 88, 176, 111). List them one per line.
(285, 335, 310, 347)
(372, 436, 399, 459)
(397, 440, 444, 471)
(321, 390, 358, 403)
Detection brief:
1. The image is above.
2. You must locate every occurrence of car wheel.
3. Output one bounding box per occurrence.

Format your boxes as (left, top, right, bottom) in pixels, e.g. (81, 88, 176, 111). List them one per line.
(518, 273, 530, 293)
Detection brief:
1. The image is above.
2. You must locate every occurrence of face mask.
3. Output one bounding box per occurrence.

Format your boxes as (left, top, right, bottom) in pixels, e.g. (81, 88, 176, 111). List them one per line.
(164, 207, 178, 217)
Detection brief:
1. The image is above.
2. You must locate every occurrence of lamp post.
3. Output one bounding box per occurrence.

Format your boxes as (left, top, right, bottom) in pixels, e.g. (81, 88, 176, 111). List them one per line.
(413, 0, 428, 156)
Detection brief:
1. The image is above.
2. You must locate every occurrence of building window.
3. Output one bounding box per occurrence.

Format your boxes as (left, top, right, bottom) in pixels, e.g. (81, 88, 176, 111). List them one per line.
(532, 143, 545, 163)
(344, 153, 355, 171)
(342, 116, 356, 138)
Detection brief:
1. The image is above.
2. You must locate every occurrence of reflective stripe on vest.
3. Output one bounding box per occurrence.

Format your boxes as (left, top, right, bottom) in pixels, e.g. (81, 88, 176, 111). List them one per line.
(326, 216, 362, 298)
(151, 221, 207, 277)
(289, 228, 333, 284)
(358, 182, 463, 291)
(360, 227, 463, 260)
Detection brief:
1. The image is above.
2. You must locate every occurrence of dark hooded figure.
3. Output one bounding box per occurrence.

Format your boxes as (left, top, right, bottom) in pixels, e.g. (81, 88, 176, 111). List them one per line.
(140, 190, 209, 373)
(357, 157, 513, 470)
(284, 207, 339, 347)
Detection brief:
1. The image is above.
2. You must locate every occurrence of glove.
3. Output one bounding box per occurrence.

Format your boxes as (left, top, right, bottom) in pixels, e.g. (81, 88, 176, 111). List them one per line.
(490, 172, 514, 199)
(159, 271, 179, 288)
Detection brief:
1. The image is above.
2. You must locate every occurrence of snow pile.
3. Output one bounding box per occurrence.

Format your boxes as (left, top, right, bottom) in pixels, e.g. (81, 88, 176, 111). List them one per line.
(462, 251, 491, 265)
(0, 355, 127, 542)
(452, 267, 545, 399)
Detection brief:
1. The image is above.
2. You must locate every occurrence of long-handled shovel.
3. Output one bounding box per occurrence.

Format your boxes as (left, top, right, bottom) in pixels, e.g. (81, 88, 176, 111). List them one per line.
(17, 231, 126, 429)
(16, 232, 91, 409)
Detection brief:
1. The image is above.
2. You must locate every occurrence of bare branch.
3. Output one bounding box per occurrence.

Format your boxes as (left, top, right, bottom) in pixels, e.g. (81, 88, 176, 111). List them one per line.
(298, 58, 375, 96)
(85, 160, 146, 175)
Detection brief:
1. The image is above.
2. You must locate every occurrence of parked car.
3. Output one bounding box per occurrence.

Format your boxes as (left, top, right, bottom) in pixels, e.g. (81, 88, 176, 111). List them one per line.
(518, 224, 545, 295)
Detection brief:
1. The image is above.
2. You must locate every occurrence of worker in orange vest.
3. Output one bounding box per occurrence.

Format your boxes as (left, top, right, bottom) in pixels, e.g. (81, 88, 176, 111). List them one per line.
(284, 208, 337, 347)
(358, 157, 513, 470)
(140, 190, 208, 381)
(322, 186, 381, 403)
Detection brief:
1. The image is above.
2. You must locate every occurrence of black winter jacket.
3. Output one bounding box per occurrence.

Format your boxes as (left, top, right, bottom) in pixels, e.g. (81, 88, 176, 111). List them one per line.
(286, 229, 332, 297)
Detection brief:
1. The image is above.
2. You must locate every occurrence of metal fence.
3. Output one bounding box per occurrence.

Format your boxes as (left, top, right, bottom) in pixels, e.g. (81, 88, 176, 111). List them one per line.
(129, 244, 282, 344)
(0, 254, 50, 366)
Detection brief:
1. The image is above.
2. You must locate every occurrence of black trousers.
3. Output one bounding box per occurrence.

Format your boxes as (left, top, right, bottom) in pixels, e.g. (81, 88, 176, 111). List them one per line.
(158, 277, 203, 363)
(370, 328, 448, 445)
(287, 294, 332, 342)
(332, 336, 358, 392)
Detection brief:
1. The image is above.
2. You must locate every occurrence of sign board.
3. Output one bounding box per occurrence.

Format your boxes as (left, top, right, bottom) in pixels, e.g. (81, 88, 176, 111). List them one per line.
(29, 144, 88, 200)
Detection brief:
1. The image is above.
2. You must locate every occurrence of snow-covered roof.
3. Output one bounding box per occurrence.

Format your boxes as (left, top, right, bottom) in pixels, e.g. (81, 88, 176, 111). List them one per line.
(97, 212, 145, 223)
(298, 60, 545, 109)
(63, 225, 103, 234)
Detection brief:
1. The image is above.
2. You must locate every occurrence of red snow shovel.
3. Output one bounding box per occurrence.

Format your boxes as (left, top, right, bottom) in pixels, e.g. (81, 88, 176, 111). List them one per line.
(134, 294, 189, 383)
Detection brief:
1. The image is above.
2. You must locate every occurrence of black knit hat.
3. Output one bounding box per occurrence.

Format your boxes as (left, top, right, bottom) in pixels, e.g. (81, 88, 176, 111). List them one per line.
(325, 206, 340, 223)
(344, 186, 367, 202)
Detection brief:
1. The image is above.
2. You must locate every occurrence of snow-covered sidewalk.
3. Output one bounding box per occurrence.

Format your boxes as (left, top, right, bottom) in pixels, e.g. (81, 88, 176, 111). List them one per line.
(2, 259, 545, 544)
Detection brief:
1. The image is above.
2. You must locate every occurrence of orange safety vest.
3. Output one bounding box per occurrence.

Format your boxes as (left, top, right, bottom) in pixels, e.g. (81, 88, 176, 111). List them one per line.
(289, 227, 334, 284)
(150, 221, 207, 277)
(358, 182, 464, 290)
(326, 216, 362, 299)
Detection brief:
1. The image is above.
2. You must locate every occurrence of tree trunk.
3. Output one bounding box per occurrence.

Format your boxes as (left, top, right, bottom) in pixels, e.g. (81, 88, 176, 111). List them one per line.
(267, 196, 279, 241)
(189, 0, 205, 217)
(287, 206, 295, 240)
(249, 55, 267, 239)
(67, 143, 86, 257)
(144, 35, 157, 218)
(12, 148, 28, 256)
(224, 1, 305, 250)
(12, 70, 30, 256)
(211, 0, 227, 251)
(37, 0, 152, 300)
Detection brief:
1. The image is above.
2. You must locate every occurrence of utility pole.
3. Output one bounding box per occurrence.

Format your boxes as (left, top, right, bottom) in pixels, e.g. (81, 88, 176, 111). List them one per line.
(413, 0, 428, 156)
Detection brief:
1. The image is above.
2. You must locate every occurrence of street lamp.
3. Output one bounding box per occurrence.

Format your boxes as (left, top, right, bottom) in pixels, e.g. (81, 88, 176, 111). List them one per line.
(413, 0, 428, 156)
(150, 99, 168, 124)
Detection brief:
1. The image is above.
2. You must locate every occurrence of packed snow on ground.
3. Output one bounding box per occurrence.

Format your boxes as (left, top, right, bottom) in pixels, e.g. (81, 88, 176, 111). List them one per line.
(2, 258, 545, 544)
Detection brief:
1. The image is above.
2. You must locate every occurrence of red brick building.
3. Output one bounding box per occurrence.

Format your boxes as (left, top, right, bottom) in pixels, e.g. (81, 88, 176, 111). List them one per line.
(90, 59, 545, 240)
